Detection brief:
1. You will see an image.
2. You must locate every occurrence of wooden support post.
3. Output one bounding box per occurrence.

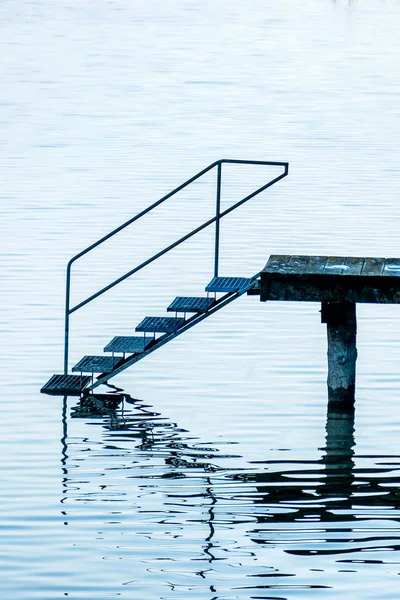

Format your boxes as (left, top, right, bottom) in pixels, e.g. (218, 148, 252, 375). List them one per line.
(321, 302, 357, 410)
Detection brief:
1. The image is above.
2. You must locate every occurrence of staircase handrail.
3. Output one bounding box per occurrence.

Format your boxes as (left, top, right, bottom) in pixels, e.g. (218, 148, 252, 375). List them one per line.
(64, 158, 289, 373)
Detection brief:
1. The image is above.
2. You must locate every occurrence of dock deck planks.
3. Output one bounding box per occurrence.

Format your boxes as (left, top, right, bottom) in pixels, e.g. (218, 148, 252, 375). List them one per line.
(260, 255, 400, 303)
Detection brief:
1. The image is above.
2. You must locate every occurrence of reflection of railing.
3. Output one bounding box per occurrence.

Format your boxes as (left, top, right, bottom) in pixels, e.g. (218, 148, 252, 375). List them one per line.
(64, 158, 289, 373)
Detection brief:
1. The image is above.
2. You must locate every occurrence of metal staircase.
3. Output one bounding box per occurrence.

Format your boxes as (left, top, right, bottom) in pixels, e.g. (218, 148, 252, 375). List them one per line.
(41, 159, 288, 396)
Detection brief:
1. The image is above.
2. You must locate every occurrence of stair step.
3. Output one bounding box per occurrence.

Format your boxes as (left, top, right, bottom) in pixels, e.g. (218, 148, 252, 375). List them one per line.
(136, 316, 185, 334)
(72, 355, 117, 374)
(41, 374, 91, 396)
(104, 336, 153, 354)
(206, 276, 254, 293)
(167, 296, 214, 314)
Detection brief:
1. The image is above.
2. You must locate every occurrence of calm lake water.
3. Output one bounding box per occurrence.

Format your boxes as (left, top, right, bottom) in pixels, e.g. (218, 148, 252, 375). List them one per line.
(2, 0, 400, 598)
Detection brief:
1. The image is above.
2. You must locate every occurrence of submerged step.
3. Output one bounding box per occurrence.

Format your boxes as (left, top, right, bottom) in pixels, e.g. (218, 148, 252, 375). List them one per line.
(136, 316, 185, 334)
(74, 393, 124, 414)
(72, 356, 117, 374)
(206, 276, 254, 293)
(104, 336, 153, 354)
(41, 374, 91, 396)
(167, 296, 214, 314)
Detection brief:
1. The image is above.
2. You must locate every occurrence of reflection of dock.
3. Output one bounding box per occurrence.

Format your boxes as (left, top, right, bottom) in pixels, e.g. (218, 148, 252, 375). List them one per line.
(244, 406, 400, 559)
(230, 408, 356, 526)
(239, 405, 400, 535)
(60, 391, 400, 570)
(59, 391, 223, 568)
(61, 392, 222, 488)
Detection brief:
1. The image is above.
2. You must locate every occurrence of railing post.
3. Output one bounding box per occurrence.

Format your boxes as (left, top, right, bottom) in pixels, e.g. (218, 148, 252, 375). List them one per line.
(214, 161, 222, 278)
(64, 265, 71, 375)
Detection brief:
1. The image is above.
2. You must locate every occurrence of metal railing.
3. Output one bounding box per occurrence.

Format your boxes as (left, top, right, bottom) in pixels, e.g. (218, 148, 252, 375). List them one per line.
(64, 158, 289, 373)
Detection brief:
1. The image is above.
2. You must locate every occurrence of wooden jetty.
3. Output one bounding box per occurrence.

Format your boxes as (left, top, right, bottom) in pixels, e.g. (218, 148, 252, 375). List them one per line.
(39, 158, 400, 409)
(253, 255, 400, 410)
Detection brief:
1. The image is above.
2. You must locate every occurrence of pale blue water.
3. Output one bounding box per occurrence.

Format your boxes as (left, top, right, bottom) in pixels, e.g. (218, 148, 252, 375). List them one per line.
(2, 0, 400, 598)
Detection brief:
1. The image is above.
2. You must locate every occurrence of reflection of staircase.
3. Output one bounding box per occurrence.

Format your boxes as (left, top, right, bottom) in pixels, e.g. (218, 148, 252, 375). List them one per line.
(41, 276, 258, 395)
(40, 159, 289, 396)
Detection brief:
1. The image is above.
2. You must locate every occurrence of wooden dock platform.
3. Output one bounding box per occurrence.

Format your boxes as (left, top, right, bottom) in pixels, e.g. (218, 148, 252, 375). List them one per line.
(256, 255, 400, 410)
(260, 255, 400, 303)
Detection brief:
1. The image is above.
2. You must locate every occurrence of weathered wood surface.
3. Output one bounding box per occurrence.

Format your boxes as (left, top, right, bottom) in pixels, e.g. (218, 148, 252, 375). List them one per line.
(323, 302, 357, 409)
(260, 255, 400, 303)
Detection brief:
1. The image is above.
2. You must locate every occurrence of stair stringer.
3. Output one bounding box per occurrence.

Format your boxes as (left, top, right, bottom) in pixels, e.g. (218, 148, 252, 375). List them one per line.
(88, 276, 258, 391)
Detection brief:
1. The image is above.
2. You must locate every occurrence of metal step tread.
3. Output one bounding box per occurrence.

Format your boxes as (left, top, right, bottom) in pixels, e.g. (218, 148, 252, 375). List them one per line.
(206, 276, 255, 293)
(136, 316, 185, 333)
(41, 374, 91, 396)
(104, 336, 153, 354)
(167, 296, 215, 313)
(72, 355, 117, 373)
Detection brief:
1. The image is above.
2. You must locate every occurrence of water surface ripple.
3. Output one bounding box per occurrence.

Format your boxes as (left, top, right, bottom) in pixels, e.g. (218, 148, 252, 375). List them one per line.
(2, 0, 400, 598)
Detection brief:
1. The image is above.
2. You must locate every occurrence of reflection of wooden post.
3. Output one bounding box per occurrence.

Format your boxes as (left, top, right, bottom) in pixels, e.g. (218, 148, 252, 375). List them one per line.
(319, 408, 355, 501)
(325, 409, 355, 460)
(321, 302, 357, 409)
